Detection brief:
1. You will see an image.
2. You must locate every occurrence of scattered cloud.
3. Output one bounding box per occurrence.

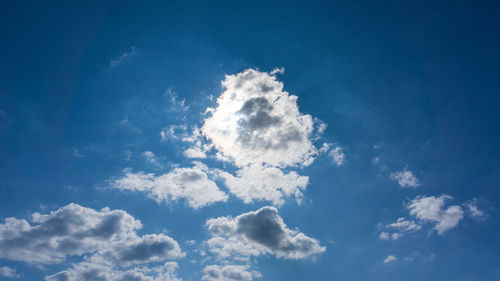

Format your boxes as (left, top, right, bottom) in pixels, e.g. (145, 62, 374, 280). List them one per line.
(383, 255, 397, 264)
(465, 199, 485, 219)
(0, 266, 20, 278)
(387, 217, 422, 232)
(328, 146, 345, 167)
(390, 168, 420, 188)
(111, 162, 228, 209)
(0, 203, 141, 264)
(202, 265, 261, 281)
(142, 151, 161, 166)
(205, 206, 325, 260)
(407, 195, 464, 235)
(109, 47, 136, 68)
(165, 88, 190, 111)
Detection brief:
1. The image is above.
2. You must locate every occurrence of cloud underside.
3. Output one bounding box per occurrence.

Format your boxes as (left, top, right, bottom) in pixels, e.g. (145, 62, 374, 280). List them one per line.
(112, 162, 228, 209)
(0, 204, 183, 280)
(205, 206, 325, 260)
(202, 265, 261, 281)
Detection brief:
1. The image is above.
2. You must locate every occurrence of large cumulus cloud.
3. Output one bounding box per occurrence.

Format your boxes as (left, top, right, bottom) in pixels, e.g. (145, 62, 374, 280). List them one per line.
(202, 69, 317, 168)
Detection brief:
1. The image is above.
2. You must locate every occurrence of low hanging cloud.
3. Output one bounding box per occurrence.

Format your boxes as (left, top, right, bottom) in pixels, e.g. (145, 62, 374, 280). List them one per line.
(390, 169, 420, 188)
(111, 162, 228, 209)
(205, 206, 325, 260)
(202, 265, 261, 281)
(201, 69, 317, 168)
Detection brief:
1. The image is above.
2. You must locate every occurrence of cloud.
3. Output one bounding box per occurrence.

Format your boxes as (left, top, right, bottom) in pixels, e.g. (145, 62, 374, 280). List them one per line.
(466, 199, 485, 219)
(201, 69, 317, 168)
(0, 266, 20, 278)
(142, 151, 161, 166)
(387, 218, 421, 232)
(202, 265, 261, 281)
(205, 206, 325, 260)
(383, 255, 397, 264)
(390, 169, 420, 188)
(378, 231, 401, 241)
(111, 162, 227, 209)
(216, 164, 309, 205)
(0, 203, 141, 264)
(328, 146, 345, 167)
(45, 260, 181, 281)
(407, 195, 464, 235)
(109, 47, 136, 68)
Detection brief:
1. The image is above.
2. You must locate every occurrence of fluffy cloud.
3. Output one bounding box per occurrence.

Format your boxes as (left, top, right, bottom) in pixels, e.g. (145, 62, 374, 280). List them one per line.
(328, 146, 345, 166)
(0, 204, 184, 280)
(202, 265, 261, 281)
(201, 69, 317, 168)
(45, 260, 181, 281)
(205, 206, 325, 260)
(111, 162, 227, 209)
(383, 255, 397, 264)
(216, 164, 309, 205)
(0, 203, 141, 264)
(390, 169, 420, 188)
(387, 217, 421, 232)
(407, 195, 464, 235)
(0, 266, 20, 278)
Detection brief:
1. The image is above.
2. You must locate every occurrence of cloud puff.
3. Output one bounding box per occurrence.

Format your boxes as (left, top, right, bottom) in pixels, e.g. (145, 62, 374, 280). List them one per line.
(202, 265, 261, 281)
(0, 266, 20, 278)
(390, 169, 420, 188)
(201, 69, 317, 168)
(45, 260, 181, 281)
(216, 164, 309, 205)
(0, 203, 141, 264)
(383, 255, 397, 264)
(111, 162, 227, 209)
(328, 146, 346, 167)
(205, 206, 325, 260)
(407, 195, 464, 235)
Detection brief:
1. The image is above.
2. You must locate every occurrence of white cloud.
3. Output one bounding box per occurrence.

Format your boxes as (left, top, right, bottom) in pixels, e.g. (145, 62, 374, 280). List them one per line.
(45, 260, 181, 281)
(202, 265, 261, 281)
(205, 206, 325, 260)
(328, 146, 345, 166)
(378, 231, 401, 241)
(109, 47, 136, 68)
(387, 217, 421, 232)
(466, 199, 485, 218)
(0, 266, 20, 278)
(184, 147, 207, 159)
(0, 203, 141, 264)
(201, 69, 318, 168)
(142, 151, 161, 166)
(165, 88, 190, 111)
(390, 169, 420, 188)
(407, 195, 464, 235)
(383, 255, 397, 264)
(216, 164, 309, 206)
(112, 163, 227, 209)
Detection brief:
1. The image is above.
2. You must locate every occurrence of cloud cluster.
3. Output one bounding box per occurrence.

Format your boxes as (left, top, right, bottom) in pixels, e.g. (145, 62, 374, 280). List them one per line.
(0, 204, 183, 280)
(112, 162, 227, 209)
(381, 195, 474, 239)
(205, 206, 325, 260)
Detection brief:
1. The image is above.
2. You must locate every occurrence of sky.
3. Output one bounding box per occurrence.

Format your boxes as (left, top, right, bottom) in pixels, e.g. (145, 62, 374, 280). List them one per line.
(0, 1, 499, 280)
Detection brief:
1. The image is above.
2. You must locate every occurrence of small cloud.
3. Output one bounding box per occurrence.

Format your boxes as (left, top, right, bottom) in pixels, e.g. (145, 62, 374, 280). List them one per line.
(269, 67, 285, 75)
(390, 168, 420, 188)
(109, 46, 136, 68)
(384, 255, 397, 264)
(72, 148, 84, 158)
(165, 88, 189, 111)
(328, 146, 346, 167)
(0, 266, 20, 278)
(465, 199, 485, 219)
(142, 151, 161, 167)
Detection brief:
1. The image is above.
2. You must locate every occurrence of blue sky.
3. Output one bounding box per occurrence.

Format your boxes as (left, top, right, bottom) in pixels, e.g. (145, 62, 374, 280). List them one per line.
(0, 1, 499, 280)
